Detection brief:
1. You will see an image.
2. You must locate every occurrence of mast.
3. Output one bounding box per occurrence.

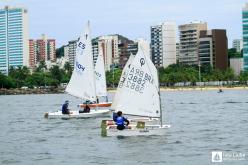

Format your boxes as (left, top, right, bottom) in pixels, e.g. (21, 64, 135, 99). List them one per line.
(157, 68, 162, 127)
(88, 21, 97, 102)
(140, 45, 161, 121)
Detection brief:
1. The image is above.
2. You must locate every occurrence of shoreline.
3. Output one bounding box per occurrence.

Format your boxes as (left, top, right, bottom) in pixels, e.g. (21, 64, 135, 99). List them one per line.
(1, 86, 247, 95)
(108, 86, 248, 92)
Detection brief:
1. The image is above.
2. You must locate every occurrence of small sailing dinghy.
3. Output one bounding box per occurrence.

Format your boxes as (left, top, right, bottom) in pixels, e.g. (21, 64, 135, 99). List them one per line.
(101, 44, 170, 136)
(78, 48, 111, 108)
(44, 22, 111, 119)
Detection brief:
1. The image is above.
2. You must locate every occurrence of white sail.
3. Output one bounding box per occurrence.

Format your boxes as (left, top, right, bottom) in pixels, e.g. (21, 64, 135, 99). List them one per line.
(111, 54, 134, 110)
(65, 22, 96, 101)
(114, 46, 160, 118)
(138, 41, 159, 88)
(95, 48, 107, 97)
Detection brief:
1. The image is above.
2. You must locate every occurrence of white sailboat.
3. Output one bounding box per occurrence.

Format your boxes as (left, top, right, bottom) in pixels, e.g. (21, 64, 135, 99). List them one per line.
(78, 47, 112, 108)
(110, 53, 134, 110)
(101, 43, 170, 136)
(44, 22, 110, 119)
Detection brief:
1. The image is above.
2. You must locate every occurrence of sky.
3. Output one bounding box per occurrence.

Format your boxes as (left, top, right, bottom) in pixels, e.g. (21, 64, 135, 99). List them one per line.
(0, 0, 247, 48)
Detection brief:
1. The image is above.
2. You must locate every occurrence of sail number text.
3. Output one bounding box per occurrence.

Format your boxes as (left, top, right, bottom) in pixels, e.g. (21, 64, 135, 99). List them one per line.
(119, 67, 154, 93)
(78, 42, 86, 50)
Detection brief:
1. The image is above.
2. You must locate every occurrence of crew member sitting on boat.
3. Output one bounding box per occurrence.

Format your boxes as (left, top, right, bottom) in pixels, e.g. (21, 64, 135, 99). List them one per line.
(113, 111, 129, 130)
(62, 100, 70, 114)
(83, 104, 90, 113)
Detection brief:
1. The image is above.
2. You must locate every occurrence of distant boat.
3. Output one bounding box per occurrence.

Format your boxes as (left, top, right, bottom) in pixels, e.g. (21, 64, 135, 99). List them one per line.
(101, 43, 170, 137)
(44, 22, 110, 119)
(78, 47, 111, 108)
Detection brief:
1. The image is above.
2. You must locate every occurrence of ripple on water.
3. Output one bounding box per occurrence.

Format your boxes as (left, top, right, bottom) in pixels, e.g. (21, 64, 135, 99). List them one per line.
(1, 159, 21, 164)
(1, 92, 248, 165)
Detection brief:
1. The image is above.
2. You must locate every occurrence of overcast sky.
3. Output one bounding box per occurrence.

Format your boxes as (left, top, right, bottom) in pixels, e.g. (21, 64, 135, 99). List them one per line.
(0, 0, 247, 47)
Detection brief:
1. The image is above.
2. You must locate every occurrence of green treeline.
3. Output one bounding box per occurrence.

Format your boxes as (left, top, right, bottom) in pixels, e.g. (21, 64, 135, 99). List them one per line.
(107, 64, 248, 87)
(1, 63, 248, 89)
(0, 61, 72, 89)
(158, 64, 248, 86)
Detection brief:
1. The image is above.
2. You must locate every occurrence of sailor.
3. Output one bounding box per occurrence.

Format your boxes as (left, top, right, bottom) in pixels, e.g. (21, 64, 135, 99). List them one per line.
(113, 112, 118, 121)
(115, 111, 129, 130)
(62, 100, 70, 114)
(83, 104, 90, 113)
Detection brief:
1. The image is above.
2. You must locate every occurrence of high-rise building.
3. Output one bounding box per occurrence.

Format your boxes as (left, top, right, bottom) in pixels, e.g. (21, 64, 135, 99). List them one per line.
(35, 34, 56, 63)
(0, 6, 29, 75)
(232, 39, 243, 52)
(29, 39, 36, 69)
(243, 3, 248, 71)
(230, 58, 243, 75)
(98, 35, 119, 71)
(176, 43, 180, 62)
(64, 45, 69, 59)
(179, 22, 207, 65)
(92, 35, 137, 70)
(95, 34, 133, 71)
(118, 36, 136, 69)
(68, 40, 77, 67)
(69, 35, 136, 70)
(47, 39, 56, 62)
(151, 22, 176, 68)
(92, 37, 99, 65)
(199, 29, 228, 70)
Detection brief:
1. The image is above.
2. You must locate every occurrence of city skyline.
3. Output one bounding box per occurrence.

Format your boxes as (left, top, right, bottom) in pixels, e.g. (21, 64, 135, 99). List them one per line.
(0, 0, 247, 47)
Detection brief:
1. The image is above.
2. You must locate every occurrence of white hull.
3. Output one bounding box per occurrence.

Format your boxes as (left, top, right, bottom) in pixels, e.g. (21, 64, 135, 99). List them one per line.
(44, 109, 111, 119)
(103, 124, 171, 137)
(128, 117, 159, 125)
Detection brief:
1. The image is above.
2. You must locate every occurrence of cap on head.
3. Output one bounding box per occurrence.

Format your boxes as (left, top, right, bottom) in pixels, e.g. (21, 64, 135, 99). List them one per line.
(65, 100, 69, 104)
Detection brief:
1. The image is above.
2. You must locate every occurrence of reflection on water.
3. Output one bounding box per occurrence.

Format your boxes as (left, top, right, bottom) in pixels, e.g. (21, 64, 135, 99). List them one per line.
(0, 90, 248, 164)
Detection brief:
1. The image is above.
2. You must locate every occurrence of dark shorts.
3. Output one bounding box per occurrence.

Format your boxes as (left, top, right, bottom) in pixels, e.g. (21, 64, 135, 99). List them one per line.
(62, 110, 70, 114)
(117, 125, 125, 130)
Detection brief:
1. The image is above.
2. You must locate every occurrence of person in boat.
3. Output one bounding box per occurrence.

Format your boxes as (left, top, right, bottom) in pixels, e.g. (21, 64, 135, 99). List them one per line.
(62, 100, 70, 114)
(82, 104, 90, 113)
(113, 112, 118, 121)
(114, 111, 129, 130)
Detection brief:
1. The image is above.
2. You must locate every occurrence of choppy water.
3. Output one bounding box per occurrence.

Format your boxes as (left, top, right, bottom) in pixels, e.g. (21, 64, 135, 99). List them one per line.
(0, 90, 248, 165)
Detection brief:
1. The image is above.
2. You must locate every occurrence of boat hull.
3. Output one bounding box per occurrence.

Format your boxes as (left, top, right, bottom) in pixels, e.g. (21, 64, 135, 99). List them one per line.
(78, 102, 112, 108)
(44, 109, 111, 119)
(102, 124, 171, 137)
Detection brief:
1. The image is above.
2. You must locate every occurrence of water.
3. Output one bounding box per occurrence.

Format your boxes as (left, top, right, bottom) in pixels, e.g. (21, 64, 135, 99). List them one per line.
(0, 90, 248, 165)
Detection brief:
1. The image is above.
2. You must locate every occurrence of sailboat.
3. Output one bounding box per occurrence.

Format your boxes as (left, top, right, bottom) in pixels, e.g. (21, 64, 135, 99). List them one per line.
(78, 47, 112, 108)
(101, 43, 170, 136)
(44, 22, 111, 119)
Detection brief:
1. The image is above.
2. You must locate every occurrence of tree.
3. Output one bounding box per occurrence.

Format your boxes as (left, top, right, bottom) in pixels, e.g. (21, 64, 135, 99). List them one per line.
(239, 70, 248, 84)
(0, 72, 15, 88)
(106, 68, 122, 87)
(36, 60, 47, 72)
(50, 65, 63, 83)
(56, 46, 65, 58)
(228, 48, 242, 58)
(9, 66, 30, 88)
(63, 61, 72, 74)
(222, 68, 235, 81)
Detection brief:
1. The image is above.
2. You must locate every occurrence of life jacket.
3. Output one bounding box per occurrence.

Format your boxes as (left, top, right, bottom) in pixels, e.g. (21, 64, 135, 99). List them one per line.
(116, 116, 124, 125)
(62, 104, 68, 114)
